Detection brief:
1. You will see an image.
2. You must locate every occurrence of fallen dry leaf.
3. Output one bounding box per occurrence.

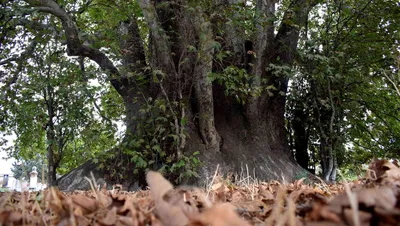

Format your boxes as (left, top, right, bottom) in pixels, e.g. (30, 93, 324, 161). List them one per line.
(98, 207, 117, 225)
(189, 203, 252, 226)
(368, 158, 400, 184)
(146, 171, 188, 226)
(0, 210, 23, 225)
(329, 186, 397, 212)
(1, 159, 400, 226)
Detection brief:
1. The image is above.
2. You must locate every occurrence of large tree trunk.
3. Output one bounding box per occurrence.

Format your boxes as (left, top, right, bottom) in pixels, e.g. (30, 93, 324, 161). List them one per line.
(25, 0, 316, 190)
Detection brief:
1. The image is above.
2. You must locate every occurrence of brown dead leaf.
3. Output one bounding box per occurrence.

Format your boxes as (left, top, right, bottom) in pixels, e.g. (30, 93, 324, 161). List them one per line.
(5, 158, 400, 226)
(110, 193, 128, 210)
(98, 191, 113, 208)
(146, 171, 188, 226)
(98, 207, 118, 225)
(0, 210, 23, 225)
(381, 161, 400, 184)
(233, 200, 268, 213)
(295, 178, 307, 189)
(329, 186, 397, 212)
(71, 195, 99, 214)
(309, 204, 343, 224)
(215, 182, 228, 203)
(305, 221, 343, 226)
(211, 182, 224, 191)
(75, 215, 92, 226)
(343, 209, 371, 226)
(119, 197, 136, 214)
(259, 189, 274, 201)
(147, 171, 174, 199)
(368, 159, 400, 184)
(119, 215, 136, 226)
(189, 203, 252, 226)
(163, 188, 187, 205)
(46, 188, 66, 215)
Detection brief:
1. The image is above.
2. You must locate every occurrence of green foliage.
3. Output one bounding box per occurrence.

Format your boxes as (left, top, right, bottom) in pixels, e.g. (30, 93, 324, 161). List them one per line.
(0, 188, 9, 192)
(129, 98, 198, 183)
(210, 66, 262, 104)
(97, 97, 200, 184)
(336, 167, 363, 182)
(0, 5, 119, 179)
(294, 170, 310, 181)
(160, 151, 201, 183)
(287, 0, 400, 174)
(210, 62, 294, 103)
(100, 86, 125, 122)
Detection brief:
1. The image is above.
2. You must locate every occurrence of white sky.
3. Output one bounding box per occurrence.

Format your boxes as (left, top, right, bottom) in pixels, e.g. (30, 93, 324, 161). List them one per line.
(0, 152, 15, 175)
(0, 135, 16, 175)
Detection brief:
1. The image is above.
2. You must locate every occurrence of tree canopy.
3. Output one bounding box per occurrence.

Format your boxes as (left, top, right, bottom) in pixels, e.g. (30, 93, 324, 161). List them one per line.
(0, 0, 399, 187)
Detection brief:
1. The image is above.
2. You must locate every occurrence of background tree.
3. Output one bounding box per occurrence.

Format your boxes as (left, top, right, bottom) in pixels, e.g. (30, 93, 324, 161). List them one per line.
(11, 157, 47, 182)
(0, 6, 119, 186)
(287, 0, 400, 181)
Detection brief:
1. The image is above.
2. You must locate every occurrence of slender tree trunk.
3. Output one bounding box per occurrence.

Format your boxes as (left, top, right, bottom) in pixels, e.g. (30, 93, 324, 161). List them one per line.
(293, 109, 309, 170)
(46, 129, 58, 186)
(45, 84, 57, 187)
(330, 154, 337, 181)
(320, 138, 333, 181)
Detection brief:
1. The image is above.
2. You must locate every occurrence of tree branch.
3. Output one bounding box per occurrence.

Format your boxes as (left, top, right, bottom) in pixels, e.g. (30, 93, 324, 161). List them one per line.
(251, 0, 276, 81)
(119, 18, 147, 76)
(67, 0, 93, 14)
(24, 0, 126, 96)
(78, 57, 113, 127)
(383, 71, 400, 98)
(137, 0, 175, 73)
(274, 0, 311, 65)
(0, 39, 36, 66)
(0, 38, 38, 86)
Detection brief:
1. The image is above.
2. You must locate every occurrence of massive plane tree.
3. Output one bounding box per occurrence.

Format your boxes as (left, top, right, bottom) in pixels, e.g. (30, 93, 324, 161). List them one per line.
(2, 0, 318, 187)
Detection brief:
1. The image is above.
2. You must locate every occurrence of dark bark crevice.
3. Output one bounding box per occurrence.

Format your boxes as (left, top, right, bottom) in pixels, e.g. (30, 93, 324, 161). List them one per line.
(292, 108, 310, 170)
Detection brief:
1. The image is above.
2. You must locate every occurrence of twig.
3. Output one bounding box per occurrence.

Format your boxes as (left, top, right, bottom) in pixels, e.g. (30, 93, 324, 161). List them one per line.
(206, 164, 220, 197)
(339, 170, 360, 226)
(383, 71, 400, 97)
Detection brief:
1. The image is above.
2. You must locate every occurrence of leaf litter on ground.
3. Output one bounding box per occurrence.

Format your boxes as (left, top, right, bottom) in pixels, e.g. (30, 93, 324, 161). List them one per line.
(0, 158, 400, 225)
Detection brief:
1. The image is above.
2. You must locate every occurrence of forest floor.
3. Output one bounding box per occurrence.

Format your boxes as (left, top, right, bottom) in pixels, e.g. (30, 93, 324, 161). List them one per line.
(0, 159, 399, 226)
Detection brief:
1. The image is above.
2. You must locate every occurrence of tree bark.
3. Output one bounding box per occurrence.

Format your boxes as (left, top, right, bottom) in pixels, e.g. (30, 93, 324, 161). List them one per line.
(138, 0, 175, 74)
(312, 78, 337, 182)
(119, 18, 148, 138)
(194, 8, 221, 151)
(320, 138, 333, 181)
(44, 84, 57, 187)
(246, 0, 276, 121)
